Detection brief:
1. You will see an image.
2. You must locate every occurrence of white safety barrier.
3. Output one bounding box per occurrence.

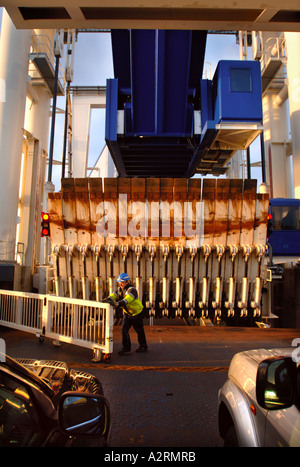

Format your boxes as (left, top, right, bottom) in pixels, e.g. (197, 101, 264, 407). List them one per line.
(0, 289, 113, 361)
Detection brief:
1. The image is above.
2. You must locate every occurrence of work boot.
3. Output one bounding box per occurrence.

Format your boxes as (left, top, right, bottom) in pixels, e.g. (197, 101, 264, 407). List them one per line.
(118, 349, 130, 356)
(136, 346, 148, 353)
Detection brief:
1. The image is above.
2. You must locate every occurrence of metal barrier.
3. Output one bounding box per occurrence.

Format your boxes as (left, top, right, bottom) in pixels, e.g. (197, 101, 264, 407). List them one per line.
(0, 290, 113, 361)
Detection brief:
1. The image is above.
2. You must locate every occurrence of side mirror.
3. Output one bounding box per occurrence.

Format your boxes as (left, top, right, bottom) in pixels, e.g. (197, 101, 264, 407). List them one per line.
(256, 357, 297, 410)
(58, 392, 110, 438)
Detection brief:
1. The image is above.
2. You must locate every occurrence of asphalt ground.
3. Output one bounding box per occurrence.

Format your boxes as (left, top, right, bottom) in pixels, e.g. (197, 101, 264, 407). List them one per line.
(2, 323, 300, 448)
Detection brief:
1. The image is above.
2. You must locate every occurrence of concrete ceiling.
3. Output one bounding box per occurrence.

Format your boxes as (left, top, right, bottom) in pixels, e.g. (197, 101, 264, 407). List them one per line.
(1, 0, 300, 31)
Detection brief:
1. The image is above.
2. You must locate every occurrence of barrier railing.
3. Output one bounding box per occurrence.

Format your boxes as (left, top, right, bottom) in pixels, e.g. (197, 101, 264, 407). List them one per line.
(0, 290, 113, 362)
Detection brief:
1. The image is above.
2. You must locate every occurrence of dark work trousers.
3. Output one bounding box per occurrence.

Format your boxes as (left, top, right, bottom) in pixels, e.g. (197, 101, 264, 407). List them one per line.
(121, 312, 148, 351)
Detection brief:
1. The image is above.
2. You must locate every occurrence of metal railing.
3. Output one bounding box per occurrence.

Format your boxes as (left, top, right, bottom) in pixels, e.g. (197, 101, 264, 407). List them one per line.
(0, 290, 113, 361)
(28, 32, 66, 90)
(260, 35, 287, 75)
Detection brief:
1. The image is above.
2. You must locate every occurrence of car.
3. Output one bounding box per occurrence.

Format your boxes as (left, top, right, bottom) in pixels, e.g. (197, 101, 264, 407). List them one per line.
(0, 354, 110, 447)
(218, 348, 300, 447)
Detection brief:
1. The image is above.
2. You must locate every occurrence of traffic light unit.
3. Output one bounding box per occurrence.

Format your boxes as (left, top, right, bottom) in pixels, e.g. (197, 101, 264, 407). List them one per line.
(41, 212, 50, 237)
(267, 213, 273, 239)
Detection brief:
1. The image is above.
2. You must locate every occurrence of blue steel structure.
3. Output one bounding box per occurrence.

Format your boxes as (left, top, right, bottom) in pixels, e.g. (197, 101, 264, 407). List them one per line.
(269, 198, 300, 256)
(105, 29, 263, 178)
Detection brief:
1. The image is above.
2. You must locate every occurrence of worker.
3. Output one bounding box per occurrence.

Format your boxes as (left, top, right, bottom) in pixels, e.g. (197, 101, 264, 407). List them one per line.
(107, 273, 148, 356)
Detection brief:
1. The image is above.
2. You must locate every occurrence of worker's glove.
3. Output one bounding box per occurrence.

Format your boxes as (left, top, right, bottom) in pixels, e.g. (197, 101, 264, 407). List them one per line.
(101, 297, 116, 307)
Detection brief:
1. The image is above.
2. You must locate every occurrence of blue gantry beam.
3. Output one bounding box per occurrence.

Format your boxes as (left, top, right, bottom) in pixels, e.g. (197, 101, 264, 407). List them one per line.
(105, 30, 263, 177)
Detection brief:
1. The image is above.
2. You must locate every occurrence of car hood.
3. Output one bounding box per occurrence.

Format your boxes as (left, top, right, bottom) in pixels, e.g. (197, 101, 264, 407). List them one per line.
(15, 358, 103, 405)
(240, 348, 294, 364)
(227, 348, 294, 399)
(228, 348, 294, 377)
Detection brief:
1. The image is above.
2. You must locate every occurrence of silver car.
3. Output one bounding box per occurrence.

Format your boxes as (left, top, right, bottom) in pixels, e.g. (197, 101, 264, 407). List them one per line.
(218, 348, 300, 447)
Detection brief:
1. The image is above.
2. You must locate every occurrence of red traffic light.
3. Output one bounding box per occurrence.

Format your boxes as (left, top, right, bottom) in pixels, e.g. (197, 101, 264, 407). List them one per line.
(41, 212, 50, 237)
(267, 212, 272, 239)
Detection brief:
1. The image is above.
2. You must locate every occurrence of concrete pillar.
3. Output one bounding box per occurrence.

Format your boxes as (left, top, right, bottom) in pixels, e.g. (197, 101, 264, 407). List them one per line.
(262, 92, 290, 198)
(0, 10, 31, 260)
(285, 32, 300, 199)
(24, 50, 52, 270)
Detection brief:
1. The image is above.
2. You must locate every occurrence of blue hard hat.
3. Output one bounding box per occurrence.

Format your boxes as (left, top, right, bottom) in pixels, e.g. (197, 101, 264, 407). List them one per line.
(117, 273, 130, 283)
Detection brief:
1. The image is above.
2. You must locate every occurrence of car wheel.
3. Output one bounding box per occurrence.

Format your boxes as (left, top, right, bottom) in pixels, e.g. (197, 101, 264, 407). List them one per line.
(224, 425, 239, 447)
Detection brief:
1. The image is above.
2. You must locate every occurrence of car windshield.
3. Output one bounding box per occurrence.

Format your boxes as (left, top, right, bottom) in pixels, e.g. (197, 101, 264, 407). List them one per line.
(0, 355, 53, 398)
(271, 205, 300, 231)
(0, 371, 41, 446)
